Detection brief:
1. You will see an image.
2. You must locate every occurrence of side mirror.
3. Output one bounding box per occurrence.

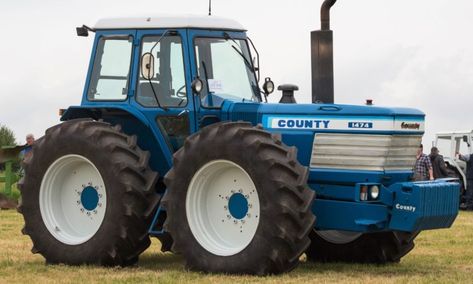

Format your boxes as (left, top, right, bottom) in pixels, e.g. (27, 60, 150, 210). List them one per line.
(262, 77, 275, 95)
(191, 78, 204, 95)
(141, 53, 155, 80)
(76, 26, 89, 37)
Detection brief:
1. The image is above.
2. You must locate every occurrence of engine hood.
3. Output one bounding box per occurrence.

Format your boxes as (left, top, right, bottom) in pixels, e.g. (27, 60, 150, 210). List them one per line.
(226, 102, 425, 135)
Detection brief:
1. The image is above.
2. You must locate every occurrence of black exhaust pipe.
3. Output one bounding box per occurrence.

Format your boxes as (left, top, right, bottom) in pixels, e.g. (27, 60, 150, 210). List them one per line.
(311, 0, 337, 104)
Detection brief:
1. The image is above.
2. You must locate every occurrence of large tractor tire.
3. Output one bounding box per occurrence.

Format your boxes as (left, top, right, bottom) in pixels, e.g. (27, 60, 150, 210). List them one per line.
(162, 122, 316, 275)
(19, 119, 159, 266)
(306, 229, 419, 263)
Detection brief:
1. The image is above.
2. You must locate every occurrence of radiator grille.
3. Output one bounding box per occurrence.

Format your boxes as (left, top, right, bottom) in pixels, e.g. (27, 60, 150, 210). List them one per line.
(310, 133, 422, 171)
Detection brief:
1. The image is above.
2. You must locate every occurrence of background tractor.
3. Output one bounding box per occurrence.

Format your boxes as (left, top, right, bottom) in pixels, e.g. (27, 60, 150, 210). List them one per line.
(435, 130, 473, 203)
(19, 0, 460, 275)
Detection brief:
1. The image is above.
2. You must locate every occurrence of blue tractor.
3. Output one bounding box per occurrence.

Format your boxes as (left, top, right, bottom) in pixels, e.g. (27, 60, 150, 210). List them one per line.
(19, 0, 459, 275)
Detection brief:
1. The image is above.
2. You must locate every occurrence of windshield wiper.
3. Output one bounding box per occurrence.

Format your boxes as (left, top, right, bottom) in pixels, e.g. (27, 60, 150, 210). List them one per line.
(230, 45, 254, 72)
(223, 32, 264, 102)
(224, 32, 255, 73)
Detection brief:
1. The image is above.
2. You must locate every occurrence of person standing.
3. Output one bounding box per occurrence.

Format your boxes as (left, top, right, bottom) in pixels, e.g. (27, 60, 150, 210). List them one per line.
(458, 152, 473, 210)
(429, 147, 449, 179)
(19, 134, 35, 160)
(414, 144, 434, 181)
(18, 134, 35, 179)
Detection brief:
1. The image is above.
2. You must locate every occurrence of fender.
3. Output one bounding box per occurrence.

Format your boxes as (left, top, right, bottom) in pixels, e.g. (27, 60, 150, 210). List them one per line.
(61, 105, 173, 175)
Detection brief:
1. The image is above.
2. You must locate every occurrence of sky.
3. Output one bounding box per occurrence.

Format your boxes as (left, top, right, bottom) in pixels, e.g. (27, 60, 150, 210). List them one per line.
(0, 0, 472, 150)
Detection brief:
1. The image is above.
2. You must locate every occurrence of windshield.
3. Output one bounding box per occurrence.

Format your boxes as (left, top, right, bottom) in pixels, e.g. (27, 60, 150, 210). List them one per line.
(194, 37, 260, 108)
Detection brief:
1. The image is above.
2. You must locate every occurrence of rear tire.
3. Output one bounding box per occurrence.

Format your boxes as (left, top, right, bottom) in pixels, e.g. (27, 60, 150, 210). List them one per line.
(19, 119, 159, 266)
(306, 229, 419, 263)
(163, 122, 315, 275)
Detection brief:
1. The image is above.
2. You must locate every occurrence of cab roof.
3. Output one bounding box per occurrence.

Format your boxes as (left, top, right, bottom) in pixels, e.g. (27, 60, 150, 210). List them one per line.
(436, 130, 473, 138)
(94, 14, 246, 31)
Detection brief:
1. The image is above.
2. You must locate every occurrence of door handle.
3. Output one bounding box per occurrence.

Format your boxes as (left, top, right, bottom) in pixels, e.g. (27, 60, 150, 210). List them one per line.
(178, 109, 190, 117)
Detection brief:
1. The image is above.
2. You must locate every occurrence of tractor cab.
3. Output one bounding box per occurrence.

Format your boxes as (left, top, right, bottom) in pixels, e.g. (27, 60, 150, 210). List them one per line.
(435, 130, 473, 193)
(76, 16, 261, 146)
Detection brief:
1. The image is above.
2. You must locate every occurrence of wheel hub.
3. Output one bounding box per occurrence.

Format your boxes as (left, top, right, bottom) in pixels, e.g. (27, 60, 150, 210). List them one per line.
(186, 160, 261, 256)
(80, 186, 100, 211)
(228, 192, 248, 219)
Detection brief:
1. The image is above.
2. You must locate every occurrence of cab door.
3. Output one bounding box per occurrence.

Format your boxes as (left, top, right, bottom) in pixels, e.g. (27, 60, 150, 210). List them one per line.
(130, 29, 197, 156)
(186, 29, 260, 127)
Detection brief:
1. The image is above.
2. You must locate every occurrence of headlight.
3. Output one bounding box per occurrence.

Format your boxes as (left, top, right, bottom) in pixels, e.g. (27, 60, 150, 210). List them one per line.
(262, 77, 275, 94)
(370, 185, 380, 200)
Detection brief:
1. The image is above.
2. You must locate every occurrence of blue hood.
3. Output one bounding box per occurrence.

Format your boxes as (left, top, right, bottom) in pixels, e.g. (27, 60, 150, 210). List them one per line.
(225, 102, 425, 135)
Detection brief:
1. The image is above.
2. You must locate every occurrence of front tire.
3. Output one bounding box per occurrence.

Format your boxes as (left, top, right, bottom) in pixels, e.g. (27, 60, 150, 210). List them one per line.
(163, 122, 316, 275)
(19, 119, 159, 266)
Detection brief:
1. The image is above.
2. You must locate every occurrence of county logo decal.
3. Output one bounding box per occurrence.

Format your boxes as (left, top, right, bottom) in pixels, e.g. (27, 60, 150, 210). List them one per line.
(401, 122, 421, 130)
(276, 119, 330, 129)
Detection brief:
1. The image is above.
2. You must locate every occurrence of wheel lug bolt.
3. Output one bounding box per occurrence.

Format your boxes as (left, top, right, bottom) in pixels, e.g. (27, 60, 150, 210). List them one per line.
(241, 220, 245, 224)
(234, 220, 238, 224)
(247, 213, 251, 218)
(248, 204, 252, 208)
(227, 215, 231, 219)
(238, 189, 243, 193)
(224, 206, 228, 210)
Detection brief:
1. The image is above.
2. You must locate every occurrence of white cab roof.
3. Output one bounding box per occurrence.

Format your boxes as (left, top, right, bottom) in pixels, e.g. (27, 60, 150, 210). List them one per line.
(436, 130, 473, 138)
(94, 15, 246, 31)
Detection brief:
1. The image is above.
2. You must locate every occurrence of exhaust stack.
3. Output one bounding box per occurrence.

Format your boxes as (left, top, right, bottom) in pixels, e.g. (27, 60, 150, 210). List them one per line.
(311, 0, 336, 104)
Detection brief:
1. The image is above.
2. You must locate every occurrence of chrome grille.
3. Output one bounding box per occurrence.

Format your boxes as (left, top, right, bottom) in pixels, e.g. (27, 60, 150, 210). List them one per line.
(310, 134, 422, 171)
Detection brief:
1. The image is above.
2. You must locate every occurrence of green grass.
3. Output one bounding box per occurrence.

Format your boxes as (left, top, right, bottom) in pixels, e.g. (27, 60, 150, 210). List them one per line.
(1, 210, 473, 283)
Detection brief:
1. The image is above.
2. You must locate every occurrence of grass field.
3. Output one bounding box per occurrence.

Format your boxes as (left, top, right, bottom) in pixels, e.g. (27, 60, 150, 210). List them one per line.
(1, 210, 472, 284)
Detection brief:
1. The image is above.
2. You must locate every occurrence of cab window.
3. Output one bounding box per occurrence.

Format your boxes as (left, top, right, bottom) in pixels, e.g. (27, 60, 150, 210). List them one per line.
(137, 36, 187, 108)
(88, 36, 133, 101)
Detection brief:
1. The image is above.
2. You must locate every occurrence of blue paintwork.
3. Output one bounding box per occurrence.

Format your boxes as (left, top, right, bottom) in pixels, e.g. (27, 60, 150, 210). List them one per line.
(61, 27, 460, 236)
(228, 193, 249, 220)
(81, 186, 99, 211)
(149, 206, 166, 235)
(314, 180, 460, 232)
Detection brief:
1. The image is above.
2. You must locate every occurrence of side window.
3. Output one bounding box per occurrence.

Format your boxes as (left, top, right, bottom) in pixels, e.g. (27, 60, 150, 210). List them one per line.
(88, 36, 133, 101)
(137, 36, 187, 108)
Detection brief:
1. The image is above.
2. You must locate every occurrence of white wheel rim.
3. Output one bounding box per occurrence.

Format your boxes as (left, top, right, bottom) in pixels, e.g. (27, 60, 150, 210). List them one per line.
(316, 230, 362, 244)
(40, 154, 107, 245)
(186, 159, 260, 256)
